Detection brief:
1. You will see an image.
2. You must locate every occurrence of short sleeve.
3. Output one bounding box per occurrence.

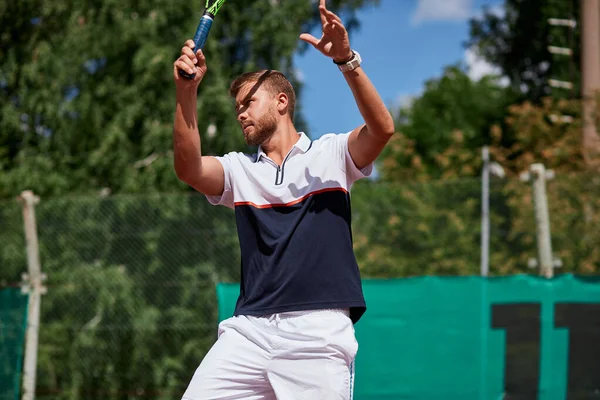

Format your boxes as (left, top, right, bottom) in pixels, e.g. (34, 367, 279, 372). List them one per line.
(329, 131, 373, 184)
(205, 153, 235, 209)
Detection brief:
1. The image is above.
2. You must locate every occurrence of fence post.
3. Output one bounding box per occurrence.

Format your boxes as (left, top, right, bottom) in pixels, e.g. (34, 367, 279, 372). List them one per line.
(521, 164, 555, 278)
(18, 190, 45, 400)
(481, 146, 490, 277)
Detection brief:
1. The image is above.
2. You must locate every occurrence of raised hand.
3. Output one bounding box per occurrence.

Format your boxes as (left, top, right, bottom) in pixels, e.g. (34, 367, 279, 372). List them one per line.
(299, 0, 353, 63)
(173, 40, 208, 88)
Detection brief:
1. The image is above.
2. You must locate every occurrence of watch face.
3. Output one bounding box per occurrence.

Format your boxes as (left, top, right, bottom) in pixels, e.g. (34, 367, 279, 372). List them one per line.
(338, 50, 361, 71)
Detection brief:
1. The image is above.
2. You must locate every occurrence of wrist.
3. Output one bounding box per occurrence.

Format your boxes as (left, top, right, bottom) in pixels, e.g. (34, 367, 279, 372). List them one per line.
(176, 86, 198, 100)
(333, 50, 354, 65)
(334, 50, 362, 72)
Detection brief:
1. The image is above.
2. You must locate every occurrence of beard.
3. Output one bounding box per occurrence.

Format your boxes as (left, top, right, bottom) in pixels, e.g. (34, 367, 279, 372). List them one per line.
(243, 108, 278, 146)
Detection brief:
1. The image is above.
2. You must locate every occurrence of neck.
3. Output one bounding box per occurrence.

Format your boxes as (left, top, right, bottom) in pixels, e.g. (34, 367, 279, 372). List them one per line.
(260, 119, 299, 165)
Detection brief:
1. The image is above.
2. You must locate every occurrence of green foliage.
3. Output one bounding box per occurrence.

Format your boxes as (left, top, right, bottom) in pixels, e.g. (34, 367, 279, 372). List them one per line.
(370, 0, 598, 278)
(386, 66, 514, 179)
(0, 193, 240, 399)
(467, 0, 580, 102)
(0, 0, 379, 199)
(488, 97, 585, 175)
(1, 0, 382, 397)
(547, 173, 600, 273)
(350, 172, 600, 278)
(1, 0, 598, 397)
(1, 168, 598, 399)
(0, 200, 26, 288)
(351, 178, 484, 277)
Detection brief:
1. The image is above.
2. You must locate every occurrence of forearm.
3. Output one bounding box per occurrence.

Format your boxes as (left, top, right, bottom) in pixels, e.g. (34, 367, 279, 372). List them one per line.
(173, 89, 202, 180)
(342, 67, 395, 139)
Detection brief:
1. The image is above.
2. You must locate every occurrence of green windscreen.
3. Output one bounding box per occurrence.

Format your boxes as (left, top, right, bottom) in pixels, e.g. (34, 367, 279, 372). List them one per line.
(217, 274, 600, 399)
(0, 288, 29, 400)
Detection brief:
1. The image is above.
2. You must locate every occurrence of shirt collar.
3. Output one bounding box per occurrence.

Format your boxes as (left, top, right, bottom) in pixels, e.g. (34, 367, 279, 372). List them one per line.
(255, 132, 311, 162)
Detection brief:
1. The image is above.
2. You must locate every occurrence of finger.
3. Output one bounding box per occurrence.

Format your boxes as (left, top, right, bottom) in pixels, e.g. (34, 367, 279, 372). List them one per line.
(323, 23, 335, 35)
(181, 55, 196, 70)
(325, 9, 343, 26)
(196, 49, 207, 67)
(174, 61, 194, 78)
(184, 39, 195, 49)
(176, 57, 196, 75)
(319, 5, 327, 26)
(176, 60, 195, 76)
(331, 21, 347, 35)
(324, 20, 339, 35)
(194, 66, 205, 81)
(182, 47, 197, 64)
(196, 49, 206, 62)
(299, 33, 320, 47)
(174, 63, 190, 80)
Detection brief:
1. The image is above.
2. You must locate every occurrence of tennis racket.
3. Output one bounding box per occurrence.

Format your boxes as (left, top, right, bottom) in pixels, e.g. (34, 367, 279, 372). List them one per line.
(180, 0, 227, 79)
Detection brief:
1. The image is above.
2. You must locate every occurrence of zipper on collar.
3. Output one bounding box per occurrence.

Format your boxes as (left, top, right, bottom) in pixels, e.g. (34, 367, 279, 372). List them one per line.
(274, 151, 294, 186)
(275, 165, 283, 185)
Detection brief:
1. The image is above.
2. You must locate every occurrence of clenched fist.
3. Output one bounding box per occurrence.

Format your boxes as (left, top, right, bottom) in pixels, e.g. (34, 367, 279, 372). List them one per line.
(173, 40, 208, 89)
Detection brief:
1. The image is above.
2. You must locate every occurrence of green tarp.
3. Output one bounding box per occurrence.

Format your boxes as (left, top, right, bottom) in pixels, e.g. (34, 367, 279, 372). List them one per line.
(0, 288, 29, 400)
(217, 274, 600, 400)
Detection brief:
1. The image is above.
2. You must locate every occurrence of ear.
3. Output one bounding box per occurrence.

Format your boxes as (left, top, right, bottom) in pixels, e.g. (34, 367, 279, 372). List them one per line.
(276, 92, 288, 115)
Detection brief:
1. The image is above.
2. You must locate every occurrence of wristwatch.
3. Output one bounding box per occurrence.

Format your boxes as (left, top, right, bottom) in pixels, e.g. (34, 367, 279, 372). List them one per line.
(334, 50, 362, 72)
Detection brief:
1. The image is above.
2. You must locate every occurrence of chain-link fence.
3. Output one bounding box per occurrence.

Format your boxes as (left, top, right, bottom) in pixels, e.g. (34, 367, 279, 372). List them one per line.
(0, 170, 598, 399)
(352, 175, 539, 277)
(0, 199, 26, 289)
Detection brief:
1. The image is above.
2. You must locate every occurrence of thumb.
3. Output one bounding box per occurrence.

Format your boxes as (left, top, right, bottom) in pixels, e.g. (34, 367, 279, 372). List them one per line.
(299, 33, 319, 47)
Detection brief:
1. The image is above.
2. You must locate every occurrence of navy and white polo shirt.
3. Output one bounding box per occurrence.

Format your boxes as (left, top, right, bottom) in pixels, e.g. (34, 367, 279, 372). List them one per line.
(206, 131, 372, 323)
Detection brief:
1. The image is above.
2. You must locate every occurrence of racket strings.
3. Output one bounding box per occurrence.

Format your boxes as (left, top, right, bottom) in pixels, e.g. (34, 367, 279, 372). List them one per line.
(206, 0, 227, 15)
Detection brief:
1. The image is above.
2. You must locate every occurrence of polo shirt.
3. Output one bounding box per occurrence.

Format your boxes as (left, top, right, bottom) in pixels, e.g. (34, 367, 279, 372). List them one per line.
(206, 131, 372, 323)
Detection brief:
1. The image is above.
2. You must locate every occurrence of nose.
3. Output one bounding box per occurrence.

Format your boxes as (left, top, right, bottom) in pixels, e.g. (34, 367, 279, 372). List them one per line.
(237, 110, 247, 123)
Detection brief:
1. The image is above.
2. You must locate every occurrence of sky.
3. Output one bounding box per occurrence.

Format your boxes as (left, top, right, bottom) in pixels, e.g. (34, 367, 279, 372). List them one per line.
(293, 0, 504, 139)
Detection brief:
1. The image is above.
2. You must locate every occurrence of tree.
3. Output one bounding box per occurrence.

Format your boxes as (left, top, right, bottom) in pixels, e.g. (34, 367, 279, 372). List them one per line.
(359, 88, 599, 278)
(383, 65, 514, 180)
(0, 1, 381, 398)
(467, 0, 580, 102)
(485, 98, 600, 275)
(0, 0, 379, 199)
(351, 0, 599, 280)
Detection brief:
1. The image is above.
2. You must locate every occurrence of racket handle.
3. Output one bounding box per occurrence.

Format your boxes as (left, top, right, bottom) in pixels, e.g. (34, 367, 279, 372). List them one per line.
(180, 12, 214, 80)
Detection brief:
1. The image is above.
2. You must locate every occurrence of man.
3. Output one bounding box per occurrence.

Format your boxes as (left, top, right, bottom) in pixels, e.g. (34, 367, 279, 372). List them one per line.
(173, 1, 394, 398)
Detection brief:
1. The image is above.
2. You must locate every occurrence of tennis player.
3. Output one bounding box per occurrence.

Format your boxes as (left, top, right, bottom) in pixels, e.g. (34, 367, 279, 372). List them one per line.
(173, 1, 395, 398)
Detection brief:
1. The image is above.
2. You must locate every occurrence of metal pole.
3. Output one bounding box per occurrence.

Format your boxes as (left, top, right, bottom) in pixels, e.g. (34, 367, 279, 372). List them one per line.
(581, 0, 600, 166)
(481, 146, 490, 277)
(529, 164, 554, 278)
(18, 190, 44, 400)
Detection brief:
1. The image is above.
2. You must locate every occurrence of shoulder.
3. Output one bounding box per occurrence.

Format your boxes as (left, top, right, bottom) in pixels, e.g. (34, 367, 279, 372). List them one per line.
(312, 131, 351, 147)
(311, 132, 353, 155)
(216, 150, 257, 164)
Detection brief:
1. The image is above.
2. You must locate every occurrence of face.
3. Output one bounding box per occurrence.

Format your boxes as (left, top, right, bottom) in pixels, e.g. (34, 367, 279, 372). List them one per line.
(235, 83, 279, 146)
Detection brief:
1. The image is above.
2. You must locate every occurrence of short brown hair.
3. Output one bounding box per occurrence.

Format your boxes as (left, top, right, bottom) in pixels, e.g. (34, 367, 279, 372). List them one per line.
(229, 70, 296, 120)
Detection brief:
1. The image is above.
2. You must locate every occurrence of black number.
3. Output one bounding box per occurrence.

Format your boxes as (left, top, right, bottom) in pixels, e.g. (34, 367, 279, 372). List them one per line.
(554, 303, 600, 399)
(492, 303, 541, 399)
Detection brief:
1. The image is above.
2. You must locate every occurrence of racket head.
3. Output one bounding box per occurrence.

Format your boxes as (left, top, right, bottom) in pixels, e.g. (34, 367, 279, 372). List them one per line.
(206, 0, 227, 16)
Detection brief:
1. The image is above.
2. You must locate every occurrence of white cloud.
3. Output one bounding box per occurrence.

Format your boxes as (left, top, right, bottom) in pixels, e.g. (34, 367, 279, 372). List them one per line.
(465, 46, 509, 86)
(389, 92, 420, 116)
(411, 0, 472, 25)
(294, 68, 305, 83)
(471, 3, 505, 21)
(394, 93, 416, 110)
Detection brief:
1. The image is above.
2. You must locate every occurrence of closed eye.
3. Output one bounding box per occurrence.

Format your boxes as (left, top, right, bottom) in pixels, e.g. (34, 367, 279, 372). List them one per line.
(236, 99, 254, 114)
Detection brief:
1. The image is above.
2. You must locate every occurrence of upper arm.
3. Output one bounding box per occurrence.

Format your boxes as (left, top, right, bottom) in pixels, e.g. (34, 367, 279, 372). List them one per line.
(347, 124, 394, 170)
(180, 155, 226, 197)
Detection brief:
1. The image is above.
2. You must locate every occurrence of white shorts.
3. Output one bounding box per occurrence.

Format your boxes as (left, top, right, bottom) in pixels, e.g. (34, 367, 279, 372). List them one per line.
(182, 308, 358, 400)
